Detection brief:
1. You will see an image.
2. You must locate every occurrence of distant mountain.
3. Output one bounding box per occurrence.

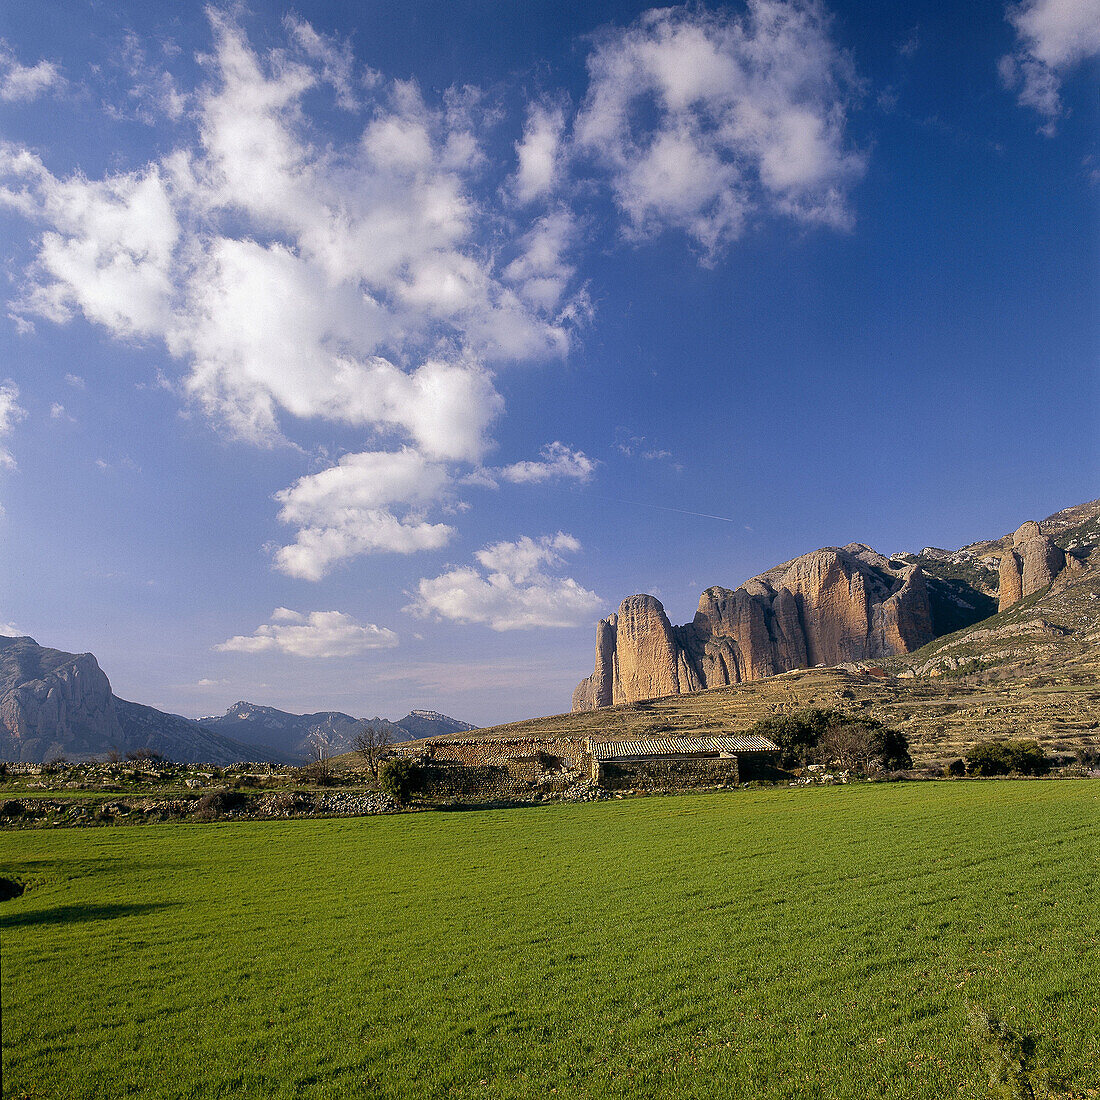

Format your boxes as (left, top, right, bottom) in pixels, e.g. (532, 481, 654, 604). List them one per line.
(197, 703, 477, 758)
(114, 699, 293, 766)
(394, 709, 478, 740)
(0, 632, 477, 765)
(0, 635, 291, 764)
(196, 702, 383, 758)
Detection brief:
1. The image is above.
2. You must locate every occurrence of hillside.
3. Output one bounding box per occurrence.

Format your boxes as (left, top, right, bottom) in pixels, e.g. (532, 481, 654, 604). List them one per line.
(410, 662, 1098, 771)
(0, 634, 289, 765)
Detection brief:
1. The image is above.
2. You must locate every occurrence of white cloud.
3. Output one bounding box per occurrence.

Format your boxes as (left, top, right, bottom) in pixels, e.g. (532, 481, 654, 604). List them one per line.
(0, 9, 591, 578)
(284, 15, 365, 110)
(498, 441, 596, 484)
(574, 0, 864, 257)
(615, 430, 672, 461)
(216, 608, 399, 657)
(50, 401, 74, 421)
(272, 448, 455, 580)
(0, 43, 62, 103)
(1000, 0, 1100, 129)
(0, 145, 180, 339)
(409, 532, 602, 630)
(0, 381, 27, 469)
(512, 102, 567, 203)
(115, 32, 189, 123)
(1, 620, 24, 636)
(503, 208, 582, 311)
(0, 15, 570, 436)
(64, 373, 85, 389)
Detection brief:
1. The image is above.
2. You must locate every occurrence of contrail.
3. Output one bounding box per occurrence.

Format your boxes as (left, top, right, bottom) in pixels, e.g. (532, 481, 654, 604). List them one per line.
(591, 494, 740, 524)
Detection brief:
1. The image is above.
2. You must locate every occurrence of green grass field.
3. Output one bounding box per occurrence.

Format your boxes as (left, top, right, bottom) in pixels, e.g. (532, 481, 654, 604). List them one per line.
(2, 782, 1098, 1099)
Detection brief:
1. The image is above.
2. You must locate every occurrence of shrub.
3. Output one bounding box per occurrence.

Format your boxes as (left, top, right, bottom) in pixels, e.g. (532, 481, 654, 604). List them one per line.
(378, 758, 423, 805)
(967, 1005, 1043, 1099)
(746, 708, 910, 774)
(195, 788, 246, 821)
(967, 740, 1050, 777)
(946, 758, 966, 777)
(747, 708, 835, 769)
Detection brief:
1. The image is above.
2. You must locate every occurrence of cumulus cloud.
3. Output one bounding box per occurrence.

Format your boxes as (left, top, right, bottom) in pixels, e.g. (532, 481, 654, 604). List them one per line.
(216, 608, 399, 657)
(574, 0, 864, 257)
(0, 381, 27, 469)
(497, 441, 597, 484)
(0, 9, 595, 578)
(272, 448, 456, 580)
(503, 208, 582, 311)
(0, 43, 62, 102)
(409, 532, 602, 630)
(0, 15, 573, 439)
(512, 102, 568, 202)
(1000, 0, 1100, 130)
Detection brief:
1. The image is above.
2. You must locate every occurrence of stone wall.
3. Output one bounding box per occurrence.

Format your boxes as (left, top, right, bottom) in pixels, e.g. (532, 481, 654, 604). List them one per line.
(423, 736, 589, 772)
(594, 755, 740, 791)
(418, 762, 584, 801)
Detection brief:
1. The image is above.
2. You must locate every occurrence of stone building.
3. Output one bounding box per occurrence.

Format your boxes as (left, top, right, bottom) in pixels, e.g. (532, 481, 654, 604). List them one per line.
(400, 730, 780, 796)
(587, 734, 780, 790)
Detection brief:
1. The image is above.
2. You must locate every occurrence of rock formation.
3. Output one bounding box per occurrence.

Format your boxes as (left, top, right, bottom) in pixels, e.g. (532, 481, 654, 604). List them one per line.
(0, 636, 124, 761)
(0, 634, 288, 764)
(573, 545, 935, 710)
(997, 521, 1082, 612)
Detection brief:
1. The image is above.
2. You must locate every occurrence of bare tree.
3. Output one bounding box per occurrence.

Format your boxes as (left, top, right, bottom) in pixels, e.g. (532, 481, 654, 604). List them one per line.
(306, 727, 335, 784)
(354, 722, 393, 780)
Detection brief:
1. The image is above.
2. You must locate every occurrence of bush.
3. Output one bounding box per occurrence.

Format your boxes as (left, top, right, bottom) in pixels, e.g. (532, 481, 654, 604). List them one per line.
(966, 740, 1050, 777)
(747, 708, 835, 769)
(746, 707, 910, 774)
(195, 788, 246, 821)
(946, 758, 966, 777)
(378, 758, 423, 805)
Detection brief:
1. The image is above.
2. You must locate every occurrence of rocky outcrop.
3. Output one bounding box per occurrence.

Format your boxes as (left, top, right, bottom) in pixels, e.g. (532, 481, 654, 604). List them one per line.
(573, 546, 935, 710)
(0, 637, 123, 761)
(997, 521, 1081, 612)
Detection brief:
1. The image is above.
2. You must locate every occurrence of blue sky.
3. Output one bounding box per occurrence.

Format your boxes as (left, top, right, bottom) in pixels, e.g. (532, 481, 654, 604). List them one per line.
(0, 0, 1096, 725)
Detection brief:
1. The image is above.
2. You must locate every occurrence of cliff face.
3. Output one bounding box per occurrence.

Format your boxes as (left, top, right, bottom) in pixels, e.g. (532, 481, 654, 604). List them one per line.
(573, 545, 935, 711)
(0, 636, 123, 761)
(997, 521, 1083, 612)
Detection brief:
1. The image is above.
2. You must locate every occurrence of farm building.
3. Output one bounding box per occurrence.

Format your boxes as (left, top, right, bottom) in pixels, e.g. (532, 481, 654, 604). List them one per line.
(587, 734, 780, 789)
(398, 729, 780, 795)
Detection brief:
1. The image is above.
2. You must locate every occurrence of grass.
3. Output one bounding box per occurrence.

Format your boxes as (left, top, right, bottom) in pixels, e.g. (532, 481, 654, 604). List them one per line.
(2, 781, 1098, 1099)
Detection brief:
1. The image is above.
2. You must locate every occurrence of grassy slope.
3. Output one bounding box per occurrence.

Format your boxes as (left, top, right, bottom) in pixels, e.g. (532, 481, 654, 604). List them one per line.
(3, 782, 1099, 1099)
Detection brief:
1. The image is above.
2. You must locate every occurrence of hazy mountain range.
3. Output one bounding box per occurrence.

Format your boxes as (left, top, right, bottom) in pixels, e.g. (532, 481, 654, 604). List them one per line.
(0, 634, 474, 764)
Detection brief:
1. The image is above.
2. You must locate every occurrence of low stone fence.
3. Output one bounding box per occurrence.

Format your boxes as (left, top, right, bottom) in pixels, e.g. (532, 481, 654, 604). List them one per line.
(594, 756, 740, 791)
(418, 761, 588, 801)
(422, 736, 589, 772)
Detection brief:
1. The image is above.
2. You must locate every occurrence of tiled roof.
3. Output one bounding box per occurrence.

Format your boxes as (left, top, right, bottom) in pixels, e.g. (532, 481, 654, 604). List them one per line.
(590, 735, 779, 761)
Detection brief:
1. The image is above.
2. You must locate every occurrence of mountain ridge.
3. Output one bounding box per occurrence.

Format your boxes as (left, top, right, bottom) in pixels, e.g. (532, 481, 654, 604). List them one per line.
(572, 499, 1099, 711)
(0, 634, 475, 764)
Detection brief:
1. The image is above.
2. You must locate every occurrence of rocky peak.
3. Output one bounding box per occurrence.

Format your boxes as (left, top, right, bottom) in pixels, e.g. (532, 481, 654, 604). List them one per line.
(997, 520, 1080, 612)
(1, 636, 123, 761)
(573, 545, 935, 711)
